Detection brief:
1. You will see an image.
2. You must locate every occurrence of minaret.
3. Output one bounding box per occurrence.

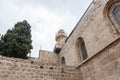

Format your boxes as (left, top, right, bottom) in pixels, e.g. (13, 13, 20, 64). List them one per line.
(54, 29, 67, 53)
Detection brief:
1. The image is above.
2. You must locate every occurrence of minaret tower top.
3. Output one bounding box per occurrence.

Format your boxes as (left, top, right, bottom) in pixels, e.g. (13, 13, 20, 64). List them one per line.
(54, 29, 67, 53)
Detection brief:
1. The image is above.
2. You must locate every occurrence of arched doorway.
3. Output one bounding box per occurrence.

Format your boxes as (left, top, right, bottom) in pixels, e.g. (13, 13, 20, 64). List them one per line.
(61, 57, 65, 65)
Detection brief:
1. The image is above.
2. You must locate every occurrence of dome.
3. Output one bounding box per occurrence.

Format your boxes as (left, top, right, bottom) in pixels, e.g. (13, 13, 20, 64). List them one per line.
(55, 29, 67, 41)
(58, 29, 65, 34)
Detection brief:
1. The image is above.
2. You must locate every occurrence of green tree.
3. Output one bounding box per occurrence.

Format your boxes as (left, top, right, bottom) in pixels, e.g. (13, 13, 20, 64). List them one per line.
(0, 20, 33, 59)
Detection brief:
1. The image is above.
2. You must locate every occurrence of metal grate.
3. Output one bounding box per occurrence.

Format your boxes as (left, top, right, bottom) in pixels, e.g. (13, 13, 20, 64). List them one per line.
(81, 41, 88, 60)
(112, 5, 120, 25)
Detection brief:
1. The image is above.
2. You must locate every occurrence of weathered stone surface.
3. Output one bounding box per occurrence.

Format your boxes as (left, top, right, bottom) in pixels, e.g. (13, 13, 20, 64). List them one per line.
(59, 0, 120, 66)
(78, 38, 120, 80)
(39, 50, 58, 64)
(0, 0, 120, 80)
(0, 56, 80, 80)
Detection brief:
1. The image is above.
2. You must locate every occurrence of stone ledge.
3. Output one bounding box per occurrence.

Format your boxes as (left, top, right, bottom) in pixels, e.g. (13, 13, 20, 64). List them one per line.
(76, 36, 120, 68)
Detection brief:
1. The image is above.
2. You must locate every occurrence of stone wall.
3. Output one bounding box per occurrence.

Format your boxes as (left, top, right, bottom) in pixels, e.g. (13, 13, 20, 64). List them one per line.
(59, 0, 120, 66)
(39, 50, 58, 64)
(0, 56, 80, 80)
(78, 37, 120, 80)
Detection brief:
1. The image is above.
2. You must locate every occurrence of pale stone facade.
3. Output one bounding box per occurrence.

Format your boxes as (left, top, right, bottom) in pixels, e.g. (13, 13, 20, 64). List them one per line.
(58, 0, 120, 65)
(39, 50, 58, 64)
(0, 0, 120, 80)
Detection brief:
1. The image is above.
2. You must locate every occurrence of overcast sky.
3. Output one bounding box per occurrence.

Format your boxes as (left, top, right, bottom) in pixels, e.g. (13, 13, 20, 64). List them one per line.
(0, 0, 92, 57)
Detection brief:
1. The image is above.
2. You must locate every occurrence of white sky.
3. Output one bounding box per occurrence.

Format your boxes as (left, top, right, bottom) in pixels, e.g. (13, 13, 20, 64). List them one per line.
(0, 0, 92, 57)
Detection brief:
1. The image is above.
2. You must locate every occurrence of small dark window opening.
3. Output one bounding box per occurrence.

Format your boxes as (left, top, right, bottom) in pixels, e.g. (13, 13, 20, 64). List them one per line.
(61, 57, 65, 65)
(81, 41, 88, 60)
(31, 61, 34, 64)
(112, 5, 120, 25)
(40, 66, 44, 69)
(49, 67, 53, 70)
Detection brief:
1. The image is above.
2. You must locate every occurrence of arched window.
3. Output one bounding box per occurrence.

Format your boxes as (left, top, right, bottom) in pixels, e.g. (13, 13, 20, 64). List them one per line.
(77, 38, 88, 61)
(61, 57, 65, 65)
(103, 0, 120, 34)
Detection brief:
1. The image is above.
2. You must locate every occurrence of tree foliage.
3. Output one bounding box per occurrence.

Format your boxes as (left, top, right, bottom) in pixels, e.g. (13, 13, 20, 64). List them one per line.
(0, 20, 33, 59)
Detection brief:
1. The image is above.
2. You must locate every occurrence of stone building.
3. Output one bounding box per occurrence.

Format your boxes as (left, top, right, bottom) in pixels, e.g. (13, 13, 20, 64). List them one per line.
(0, 0, 120, 80)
